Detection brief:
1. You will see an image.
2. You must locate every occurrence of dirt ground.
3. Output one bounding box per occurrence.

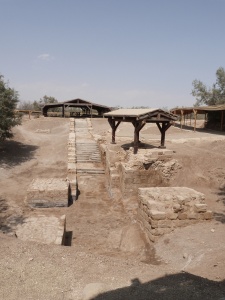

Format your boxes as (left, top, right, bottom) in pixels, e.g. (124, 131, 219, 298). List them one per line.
(0, 115, 225, 300)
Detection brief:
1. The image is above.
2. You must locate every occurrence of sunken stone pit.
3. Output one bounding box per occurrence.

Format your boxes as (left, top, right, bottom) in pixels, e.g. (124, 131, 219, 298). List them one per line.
(138, 187, 213, 242)
(16, 214, 66, 245)
(27, 178, 69, 208)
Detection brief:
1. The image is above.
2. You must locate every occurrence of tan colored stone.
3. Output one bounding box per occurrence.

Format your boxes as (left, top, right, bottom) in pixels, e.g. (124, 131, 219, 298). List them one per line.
(150, 210, 166, 220)
(204, 210, 213, 220)
(167, 212, 178, 220)
(178, 212, 188, 220)
(194, 203, 207, 212)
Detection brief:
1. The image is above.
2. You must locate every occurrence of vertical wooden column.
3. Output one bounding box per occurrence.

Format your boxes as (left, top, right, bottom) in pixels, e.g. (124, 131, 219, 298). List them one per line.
(62, 105, 65, 117)
(221, 111, 224, 131)
(180, 110, 184, 129)
(132, 120, 146, 154)
(193, 109, 197, 132)
(133, 128, 139, 154)
(107, 119, 121, 144)
(156, 122, 172, 148)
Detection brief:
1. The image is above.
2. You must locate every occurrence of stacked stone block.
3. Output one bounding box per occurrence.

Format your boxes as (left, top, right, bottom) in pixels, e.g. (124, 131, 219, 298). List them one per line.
(138, 187, 213, 242)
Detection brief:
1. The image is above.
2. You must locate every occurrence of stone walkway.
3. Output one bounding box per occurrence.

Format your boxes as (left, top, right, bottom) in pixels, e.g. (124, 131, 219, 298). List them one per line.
(75, 119, 105, 174)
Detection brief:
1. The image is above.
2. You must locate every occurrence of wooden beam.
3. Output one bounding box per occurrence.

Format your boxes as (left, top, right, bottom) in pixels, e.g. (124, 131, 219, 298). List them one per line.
(180, 110, 184, 129)
(193, 109, 197, 132)
(221, 111, 224, 131)
(132, 120, 146, 154)
(156, 122, 171, 148)
(108, 119, 121, 144)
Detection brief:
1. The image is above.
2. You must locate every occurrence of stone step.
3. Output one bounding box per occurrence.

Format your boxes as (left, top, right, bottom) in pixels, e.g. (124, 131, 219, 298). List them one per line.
(76, 156, 101, 159)
(77, 160, 101, 163)
(77, 170, 105, 174)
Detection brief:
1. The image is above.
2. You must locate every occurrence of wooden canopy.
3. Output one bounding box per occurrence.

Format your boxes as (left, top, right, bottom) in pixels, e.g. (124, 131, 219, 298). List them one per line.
(171, 104, 225, 131)
(42, 98, 111, 117)
(104, 108, 178, 154)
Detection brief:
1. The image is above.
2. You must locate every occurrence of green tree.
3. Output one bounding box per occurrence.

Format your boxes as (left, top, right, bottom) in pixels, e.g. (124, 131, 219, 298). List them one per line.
(192, 67, 225, 106)
(0, 75, 21, 141)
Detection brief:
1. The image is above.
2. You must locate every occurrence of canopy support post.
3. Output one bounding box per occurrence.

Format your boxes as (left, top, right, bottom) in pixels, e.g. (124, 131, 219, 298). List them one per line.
(221, 111, 224, 131)
(180, 110, 184, 129)
(132, 120, 146, 154)
(156, 122, 171, 148)
(193, 109, 197, 132)
(108, 119, 121, 144)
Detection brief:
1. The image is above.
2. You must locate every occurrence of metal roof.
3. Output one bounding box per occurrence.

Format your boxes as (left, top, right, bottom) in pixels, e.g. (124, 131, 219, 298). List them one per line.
(104, 108, 158, 117)
(104, 108, 178, 122)
(171, 104, 225, 115)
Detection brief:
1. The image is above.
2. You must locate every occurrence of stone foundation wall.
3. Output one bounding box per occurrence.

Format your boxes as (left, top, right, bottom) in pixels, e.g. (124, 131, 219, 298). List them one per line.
(118, 163, 165, 198)
(138, 187, 213, 242)
(99, 145, 180, 201)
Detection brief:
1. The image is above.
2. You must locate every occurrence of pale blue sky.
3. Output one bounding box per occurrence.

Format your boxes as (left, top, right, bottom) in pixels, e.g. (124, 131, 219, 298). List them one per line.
(1, 0, 225, 108)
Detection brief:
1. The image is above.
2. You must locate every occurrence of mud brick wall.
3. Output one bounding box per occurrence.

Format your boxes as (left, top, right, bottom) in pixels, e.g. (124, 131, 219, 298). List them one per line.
(138, 187, 213, 242)
(27, 178, 69, 208)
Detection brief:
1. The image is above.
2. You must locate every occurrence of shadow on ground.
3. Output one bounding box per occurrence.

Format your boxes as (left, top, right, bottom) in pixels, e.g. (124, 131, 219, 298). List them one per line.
(91, 272, 225, 300)
(121, 142, 158, 151)
(214, 186, 225, 223)
(174, 123, 225, 136)
(214, 212, 225, 224)
(0, 197, 25, 233)
(0, 140, 38, 167)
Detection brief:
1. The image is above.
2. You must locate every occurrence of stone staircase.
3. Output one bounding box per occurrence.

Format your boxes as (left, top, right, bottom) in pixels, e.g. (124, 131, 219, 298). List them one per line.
(75, 119, 105, 175)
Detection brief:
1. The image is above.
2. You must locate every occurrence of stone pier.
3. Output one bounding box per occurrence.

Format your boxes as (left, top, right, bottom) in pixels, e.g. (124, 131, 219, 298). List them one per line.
(138, 187, 213, 242)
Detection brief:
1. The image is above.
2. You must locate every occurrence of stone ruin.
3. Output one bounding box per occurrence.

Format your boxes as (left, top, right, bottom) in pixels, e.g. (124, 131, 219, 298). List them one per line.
(17, 118, 214, 246)
(138, 187, 213, 242)
(26, 178, 69, 208)
(16, 214, 66, 245)
(100, 144, 181, 206)
(17, 118, 78, 245)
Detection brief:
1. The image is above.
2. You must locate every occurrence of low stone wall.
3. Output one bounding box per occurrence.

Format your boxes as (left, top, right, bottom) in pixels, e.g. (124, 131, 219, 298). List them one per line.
(138, 187, 213, 242)
(27, 178, 69, 208)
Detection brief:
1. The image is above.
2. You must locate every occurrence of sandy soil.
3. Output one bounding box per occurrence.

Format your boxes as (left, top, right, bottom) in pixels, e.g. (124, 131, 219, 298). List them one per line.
(0, 115, 225, 300)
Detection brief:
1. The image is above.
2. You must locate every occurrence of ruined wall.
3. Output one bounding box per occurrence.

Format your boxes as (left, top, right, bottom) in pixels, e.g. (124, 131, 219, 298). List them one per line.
(138, 187, 213, 242)
(99, 144, 181, 203)
(27, 178, 69, 208)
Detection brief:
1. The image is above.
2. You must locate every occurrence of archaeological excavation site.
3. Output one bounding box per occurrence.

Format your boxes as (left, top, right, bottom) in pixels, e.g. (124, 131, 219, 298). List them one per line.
(1, 108, 225, 299)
